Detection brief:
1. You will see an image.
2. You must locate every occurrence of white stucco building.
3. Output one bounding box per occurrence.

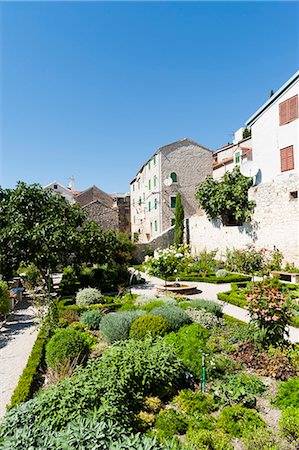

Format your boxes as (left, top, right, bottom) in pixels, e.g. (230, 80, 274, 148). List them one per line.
(43, 179, 76, 203)
(246, 70, 298, 184)
(130, 138, 212, 243)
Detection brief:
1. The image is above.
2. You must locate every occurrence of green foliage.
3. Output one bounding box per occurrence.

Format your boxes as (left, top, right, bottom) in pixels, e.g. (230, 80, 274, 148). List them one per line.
(0, 182, 85, 281)
(143, 396, 163, 414)
(155, 409, 188, 437)
(57, 266, 80, 296)
(170, 273, 251, 284)
(243, 428, 292, 450)
(0, 339, 185, 434)
(186, 429, 233, 450)
(8, 326, 49, 409)
(179, 299, 223, 318)
(273, 377, 299, 409)
(174, 193, 184, 246)
(207, 354, 239, 379)
(135, 295, 176, 308)
(164, 324, 210, 378)
(174, 389, 216, 415)
(80, 309, 102, 330)
(151, 305, 191, 331)
(215, 269, 227, 278)
(189, 249, 217, 277)
(211, 373, 267, 407)
(144, 245, 191, 280)
(75, 287, 103, 306)
(217, 290, 246, 307)
(45, 328, 91, 370)
(129, 314, 170, 340)
(100, 310, 145, 343)
(225, 245, 264, 274)
(17, 262, 43, 290)
(0, 280, 10, 317)
(247, 285, 293, 346)
(279, 407, 299, 443)
(195, 166, 255, 225)
(218, 406, 266, 437)
(185, 308, 224, 329)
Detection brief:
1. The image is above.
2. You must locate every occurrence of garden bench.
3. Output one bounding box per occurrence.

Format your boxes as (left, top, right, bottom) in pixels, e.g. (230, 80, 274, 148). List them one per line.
(270, 270, 299, 284)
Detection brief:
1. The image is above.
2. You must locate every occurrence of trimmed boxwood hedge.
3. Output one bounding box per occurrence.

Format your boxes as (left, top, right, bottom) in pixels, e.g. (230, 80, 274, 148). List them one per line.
(8, 326, 49, 410)
(217, 291, 247, 308)
(168, 273, 251, 284)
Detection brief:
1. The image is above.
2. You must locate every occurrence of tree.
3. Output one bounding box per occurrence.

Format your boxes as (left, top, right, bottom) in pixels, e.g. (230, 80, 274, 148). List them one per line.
(174, 192, 184, 245)
(195, 166, 255, 225)
(0, 182, 85, 282)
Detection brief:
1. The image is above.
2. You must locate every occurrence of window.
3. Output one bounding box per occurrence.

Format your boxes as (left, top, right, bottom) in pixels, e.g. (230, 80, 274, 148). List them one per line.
(154, 198, 157, 209)
(171, 218, 175, 226)
(132, 184, 135, 191)
(148, 161, 151, 170)
(154, 176, 157, 187)
(154, 220, 158, 232)
(279, 95, 298, 125)
(170, 172, 177, 183)
(132, 199, 135, 207)
(54, 184, 58, 189)
(138, 180, 140, 190)
(170, 196, 176, 208)
(148, 179, 151, 190)
(148, 201, 151, 212)
(235, 152, 241, 164)
(290, 191, 298, 200)
(280, 146, 294, 172)
(138, 197, 142, 206)
(154, 156, 156, 165)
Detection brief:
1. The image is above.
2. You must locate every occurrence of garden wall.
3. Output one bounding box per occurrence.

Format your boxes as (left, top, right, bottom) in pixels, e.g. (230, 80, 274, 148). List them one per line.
(133, 227, 175, 263)
(189, 173, 299, 264)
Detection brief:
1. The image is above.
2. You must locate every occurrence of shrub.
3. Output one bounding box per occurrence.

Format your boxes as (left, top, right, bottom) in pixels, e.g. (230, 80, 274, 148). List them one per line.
(211, 373, 267, 407)
(243, 428, 290, 450)
(180, 299, 223, 318)
(58, 266, 80, 296)
(61, 309, 80, 324)
(155, 409, 188, 437)
(69, 321, 89, 331)
(217, 290, 246, 307)
(45, 328, 91, 370)
(225, 245, 264, 274)
(135, 295, 176, 307)
(130, 315, 170, 340)
(17, 262, 43, 290)
(246, 285, 293, 346)
(279, 407, 299, 443)
(216, 269, 228, 278)
(8, 326, 49, 409)
(218, 406, 266, 437)
(0, 280, 10, 317)
(135, 410, 156, 430)
(205, 335, 234, 354)
(207, 354, 239, 379)
(186, 429, 233, 450)
(151, 305, 192, 331)
(143, 396, 162, 413)
(174, 389, 216, 415)
(144, 244, 191, 280)
(0, 339, 185, 434)
(76, 287, 103, 306)
(186, 308, 224, 329)
(100, 310, 145, 343)
(164, 324, 210, 378)
(273, 377, 299, 409)
(58, 318, 68, 328)
(80, 310, 102, 330)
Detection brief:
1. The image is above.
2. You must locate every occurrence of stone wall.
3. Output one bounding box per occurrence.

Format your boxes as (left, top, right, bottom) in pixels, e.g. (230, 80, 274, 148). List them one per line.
(133, 226, 175, 263)
(83, 202, 119, 232)
(116, 195, 131, 233)
(188, 173, 299, 264)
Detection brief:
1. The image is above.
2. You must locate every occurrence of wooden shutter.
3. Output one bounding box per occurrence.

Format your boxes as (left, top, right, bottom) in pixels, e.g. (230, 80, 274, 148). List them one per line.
(289, 95, 298, 122)
(280, 146, 294, 172)
(280, 100, 288, 125)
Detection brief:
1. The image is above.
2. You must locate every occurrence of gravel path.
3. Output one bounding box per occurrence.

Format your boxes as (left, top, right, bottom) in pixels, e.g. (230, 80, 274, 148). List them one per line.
(131, 272, 299, 343)
(0, 296, 38, 418)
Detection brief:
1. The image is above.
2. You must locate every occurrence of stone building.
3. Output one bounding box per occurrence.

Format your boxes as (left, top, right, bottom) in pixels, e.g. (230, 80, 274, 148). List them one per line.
(130, 138, 213, 243)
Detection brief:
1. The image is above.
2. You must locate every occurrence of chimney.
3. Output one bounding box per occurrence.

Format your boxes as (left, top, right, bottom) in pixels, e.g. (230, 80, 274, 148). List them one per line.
(68, 176, 75, 192)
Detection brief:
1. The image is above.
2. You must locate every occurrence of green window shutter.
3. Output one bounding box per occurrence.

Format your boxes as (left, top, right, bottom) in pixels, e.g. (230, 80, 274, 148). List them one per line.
(154, 220, 157, 232)
(154, 198, 157, 209)
(154, 176, 157, 187)
(170, 172, 177, 182)
(170, 196, 176, 208)
(154, 156, 156, 165)
(148, 201, 151, 212)
(148, 179, 151, 190)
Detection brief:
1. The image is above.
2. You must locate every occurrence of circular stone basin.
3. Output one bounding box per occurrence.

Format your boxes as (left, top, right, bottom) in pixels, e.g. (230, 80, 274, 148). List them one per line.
(156, 283, 198, 295)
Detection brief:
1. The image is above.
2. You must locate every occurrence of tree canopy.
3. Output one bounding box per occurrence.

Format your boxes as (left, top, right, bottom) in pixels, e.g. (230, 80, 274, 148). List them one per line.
(195, 167, 255, 226)
(174, 192, 184, 245)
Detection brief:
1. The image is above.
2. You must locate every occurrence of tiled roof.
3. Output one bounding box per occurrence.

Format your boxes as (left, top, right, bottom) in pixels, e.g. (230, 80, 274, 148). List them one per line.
(75, 185, 114, 209)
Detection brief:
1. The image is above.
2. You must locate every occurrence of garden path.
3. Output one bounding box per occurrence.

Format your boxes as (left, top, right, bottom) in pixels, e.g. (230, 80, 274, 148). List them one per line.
(0, 296, 38, 418)
(131, 272, 299, 344)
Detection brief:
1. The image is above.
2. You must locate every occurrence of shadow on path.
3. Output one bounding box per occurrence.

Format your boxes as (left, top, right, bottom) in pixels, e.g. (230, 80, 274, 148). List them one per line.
(0, 296, 36, 350)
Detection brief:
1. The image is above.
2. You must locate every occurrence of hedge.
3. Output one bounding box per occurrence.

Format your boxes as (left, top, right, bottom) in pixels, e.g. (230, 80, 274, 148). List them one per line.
(168, 273, 251, 284)
(8, 326, 49, 410)
(58, 302, 122, 316)
(217, 291, 247, 308)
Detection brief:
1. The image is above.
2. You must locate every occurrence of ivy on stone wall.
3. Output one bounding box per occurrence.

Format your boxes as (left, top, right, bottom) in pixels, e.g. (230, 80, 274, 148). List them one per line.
(195, 166, 255, 226)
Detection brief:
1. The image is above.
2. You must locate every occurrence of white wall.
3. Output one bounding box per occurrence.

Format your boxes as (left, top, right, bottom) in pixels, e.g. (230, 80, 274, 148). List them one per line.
(250, 81, 298, 184)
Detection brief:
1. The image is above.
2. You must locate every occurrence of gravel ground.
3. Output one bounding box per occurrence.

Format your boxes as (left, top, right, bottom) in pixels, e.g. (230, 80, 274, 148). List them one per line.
(0, 296, 38, 418)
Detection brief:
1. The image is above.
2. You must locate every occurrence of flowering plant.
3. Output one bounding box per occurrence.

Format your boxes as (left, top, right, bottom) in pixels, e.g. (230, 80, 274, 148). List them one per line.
(246, 285, 293, 346)
(144, 244, 191, 281)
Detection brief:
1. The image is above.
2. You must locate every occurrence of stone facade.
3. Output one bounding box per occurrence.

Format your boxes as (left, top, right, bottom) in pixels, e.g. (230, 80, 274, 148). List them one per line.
(82, 201, 119, 232)
(188, 173, 299, 264)
(113, 194, 131, 233)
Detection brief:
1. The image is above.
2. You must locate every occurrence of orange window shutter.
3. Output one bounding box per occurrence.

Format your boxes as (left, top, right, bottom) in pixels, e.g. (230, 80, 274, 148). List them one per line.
(280, 148, 287, 172)
(287, 146, 294, 170)
(279, 101, 288, 125)
(289, 95, 298, 122)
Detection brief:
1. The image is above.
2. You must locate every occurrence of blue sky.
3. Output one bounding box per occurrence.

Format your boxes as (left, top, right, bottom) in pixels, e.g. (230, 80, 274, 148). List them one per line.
(1, 1, 298, 193)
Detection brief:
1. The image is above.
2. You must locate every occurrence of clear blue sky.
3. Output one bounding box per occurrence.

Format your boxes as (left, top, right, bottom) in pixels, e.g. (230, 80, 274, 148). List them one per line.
(1, 1, 298, 193)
